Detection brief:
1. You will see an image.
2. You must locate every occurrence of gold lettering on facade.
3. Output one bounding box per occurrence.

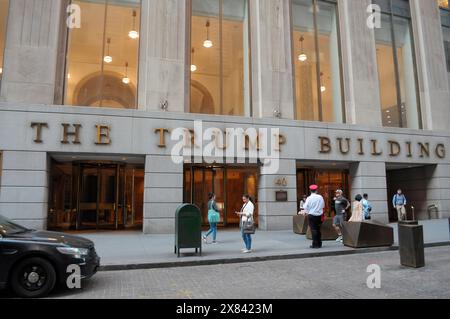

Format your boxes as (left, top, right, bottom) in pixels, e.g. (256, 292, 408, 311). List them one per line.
(388, 140, 401, 157)
(436, 144, 446, 159)
(337, 138, 351, 154)
(61, 124, 82, 144)
(279, 134, 286, 151)
(319, 137, 331, 154)
(419, 143, 430, 158)
(357, 138, 364, 155)
(31, 123, 48, 144)
(95, 125, 111, 145)
(406, 142, 413, 157)
(245, 134, 261, 151)
(371, 140, 382, 156)
(154, 128, 170, 148)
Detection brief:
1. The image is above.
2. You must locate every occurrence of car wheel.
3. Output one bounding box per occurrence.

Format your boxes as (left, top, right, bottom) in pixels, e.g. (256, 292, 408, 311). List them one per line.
(11, 257, 57, 298)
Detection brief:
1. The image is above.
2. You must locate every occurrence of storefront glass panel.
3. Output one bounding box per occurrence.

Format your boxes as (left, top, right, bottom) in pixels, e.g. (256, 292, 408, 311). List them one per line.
(190, 0, 251, 116)
(184, 166, 258, 227)
(48, 161, 144, 231)
(292, 0, 344, 123)
(297, 168, 350, 217)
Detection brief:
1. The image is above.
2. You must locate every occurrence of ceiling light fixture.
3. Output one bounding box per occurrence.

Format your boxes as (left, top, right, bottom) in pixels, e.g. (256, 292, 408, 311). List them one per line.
(298, 36, 307, 62)
(122, 62, 130, 84)
(128, 10, 139, 39)
(104, 38, 113, 63)
(203, 20, 213, 48)
(320, 72, 326, 92)
(191, 48, 197, 72)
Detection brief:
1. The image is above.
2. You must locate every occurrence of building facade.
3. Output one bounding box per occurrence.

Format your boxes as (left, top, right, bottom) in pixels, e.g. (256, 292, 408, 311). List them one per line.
(0, 0, 449, 234)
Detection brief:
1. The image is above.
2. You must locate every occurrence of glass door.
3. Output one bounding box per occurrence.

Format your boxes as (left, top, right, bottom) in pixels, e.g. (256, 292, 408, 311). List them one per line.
(297, 168, 350, 217)
(77, 163, 119, 230)
(185, 166, 259, 227)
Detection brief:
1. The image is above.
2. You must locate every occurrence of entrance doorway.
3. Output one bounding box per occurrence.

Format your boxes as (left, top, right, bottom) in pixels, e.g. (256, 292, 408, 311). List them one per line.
(183, 165, 259, 227)
(48, 160, 144, 231)
(297, 168, 350, 217)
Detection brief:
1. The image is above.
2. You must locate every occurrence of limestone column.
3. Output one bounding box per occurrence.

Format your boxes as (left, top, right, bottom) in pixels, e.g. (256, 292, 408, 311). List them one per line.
(138, 0, 186, 112)
(410, 0, 450, 131)
(0, 0, 65, 104)
(0, 151, 49, 230)
(350, 162, 389, 224)
(425, 164, 450, 219)
(143, 155, 184, 234)
(249, 0, 295, 119)
(337, 0, 382, 127)
(258, 159, 297, 231)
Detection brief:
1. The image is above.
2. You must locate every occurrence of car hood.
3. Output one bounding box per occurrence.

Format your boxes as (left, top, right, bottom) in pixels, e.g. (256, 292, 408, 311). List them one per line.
(7, 231, 95, 248)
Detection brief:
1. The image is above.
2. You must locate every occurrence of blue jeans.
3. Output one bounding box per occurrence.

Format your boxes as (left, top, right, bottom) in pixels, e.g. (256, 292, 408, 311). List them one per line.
(205, 223, 217, 241)
(242, 229, 252, 250)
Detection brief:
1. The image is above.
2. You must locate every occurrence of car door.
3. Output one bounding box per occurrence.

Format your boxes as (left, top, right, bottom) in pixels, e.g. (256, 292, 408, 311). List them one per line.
(0, 235, 22, 286)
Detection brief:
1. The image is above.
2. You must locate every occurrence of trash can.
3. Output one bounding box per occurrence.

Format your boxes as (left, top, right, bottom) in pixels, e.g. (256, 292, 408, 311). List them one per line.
(427, 205, 439, 220)
(398, 222, 425, 268)
(175, 204, 202, 258)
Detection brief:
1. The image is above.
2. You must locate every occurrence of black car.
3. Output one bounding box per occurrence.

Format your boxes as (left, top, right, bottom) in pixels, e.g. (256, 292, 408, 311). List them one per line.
(0, 215, 100, 298)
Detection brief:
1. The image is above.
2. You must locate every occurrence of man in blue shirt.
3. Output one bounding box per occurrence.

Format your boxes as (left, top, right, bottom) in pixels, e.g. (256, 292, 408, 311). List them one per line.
(393, 189, 407, 221)
(362, 194, 372, 220)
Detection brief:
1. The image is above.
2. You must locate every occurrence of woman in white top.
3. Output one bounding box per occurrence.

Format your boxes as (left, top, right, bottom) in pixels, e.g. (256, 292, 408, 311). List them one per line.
(349, 194, 364, 222)
(235, 194, 255, 253)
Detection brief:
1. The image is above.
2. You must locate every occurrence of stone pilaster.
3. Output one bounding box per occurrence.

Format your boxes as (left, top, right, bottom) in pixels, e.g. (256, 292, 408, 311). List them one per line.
(138, 0, 187, 112)
(249, 0, 295, 119)
(0, 0, 65, 104)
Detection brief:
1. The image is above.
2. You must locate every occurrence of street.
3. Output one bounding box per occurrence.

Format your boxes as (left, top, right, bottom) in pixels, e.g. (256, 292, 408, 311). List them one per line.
(3, 246, 448, 299)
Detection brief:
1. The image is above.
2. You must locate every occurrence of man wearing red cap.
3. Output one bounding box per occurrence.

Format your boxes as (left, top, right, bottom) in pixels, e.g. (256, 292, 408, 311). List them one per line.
(303, 184, 325, 249)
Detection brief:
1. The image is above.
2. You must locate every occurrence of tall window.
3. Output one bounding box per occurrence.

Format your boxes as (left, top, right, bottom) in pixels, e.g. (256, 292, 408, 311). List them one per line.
(292, 0, 344, 123)
(190, 0, 251, 116)
(0, 0, 9, 87)
(373, 0, 421, 129)
(438, 0, 449, 9)
(64, 0, 141, 109)
(441, 3, 450, 91)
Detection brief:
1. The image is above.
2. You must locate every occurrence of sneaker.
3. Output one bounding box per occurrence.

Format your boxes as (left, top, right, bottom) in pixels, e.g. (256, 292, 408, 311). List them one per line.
(336, 236, 342, 242)
(339, 238, 344, 243)
(203, 236, 207, 243)
(242, 250, 252, 254)
(241, 248, 247, 252)
(212, 241, 218, 245)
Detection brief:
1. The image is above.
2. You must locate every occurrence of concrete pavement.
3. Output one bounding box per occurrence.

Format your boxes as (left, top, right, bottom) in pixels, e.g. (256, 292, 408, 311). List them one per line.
(76, 219, 450, 270)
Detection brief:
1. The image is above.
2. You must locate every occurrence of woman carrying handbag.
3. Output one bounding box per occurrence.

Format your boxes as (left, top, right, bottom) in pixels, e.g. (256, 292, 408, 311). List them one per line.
(203, 193, 221, 244)
(235, 194, 255, 254)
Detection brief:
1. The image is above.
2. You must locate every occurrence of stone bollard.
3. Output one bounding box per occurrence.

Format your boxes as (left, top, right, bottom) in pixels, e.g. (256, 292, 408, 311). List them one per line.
(398, 221, 425, 268)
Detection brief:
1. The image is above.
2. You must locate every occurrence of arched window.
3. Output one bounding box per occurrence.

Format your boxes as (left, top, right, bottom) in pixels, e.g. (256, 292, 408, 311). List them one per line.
(64, 0, 141, 109)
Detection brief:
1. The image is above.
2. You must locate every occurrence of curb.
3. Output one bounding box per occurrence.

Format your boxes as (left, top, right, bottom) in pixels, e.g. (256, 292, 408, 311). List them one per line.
(98, 241, 450, 272)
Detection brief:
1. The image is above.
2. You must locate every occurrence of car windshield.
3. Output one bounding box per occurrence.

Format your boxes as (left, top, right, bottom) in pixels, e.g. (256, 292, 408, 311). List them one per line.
(0, 215, 31, 235)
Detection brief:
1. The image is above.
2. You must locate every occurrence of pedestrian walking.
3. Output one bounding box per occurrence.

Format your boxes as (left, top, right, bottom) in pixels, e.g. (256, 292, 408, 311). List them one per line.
(303, 185, 325, 249)
(393, 189, 407, 221)
(349, 194, 364, 222)
(361, 193, 372, 220)
(235, 194, 255, 254)
(203, 192, 220, 244)
(332, 189, 350, 243)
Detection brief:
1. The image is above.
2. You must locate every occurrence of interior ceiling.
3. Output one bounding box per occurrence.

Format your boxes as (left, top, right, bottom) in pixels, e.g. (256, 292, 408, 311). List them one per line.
(69, 1, 140, 68)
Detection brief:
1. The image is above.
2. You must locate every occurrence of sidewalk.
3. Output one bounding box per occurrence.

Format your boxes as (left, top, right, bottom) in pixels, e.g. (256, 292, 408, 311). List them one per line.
(79, 219, 450, 271)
